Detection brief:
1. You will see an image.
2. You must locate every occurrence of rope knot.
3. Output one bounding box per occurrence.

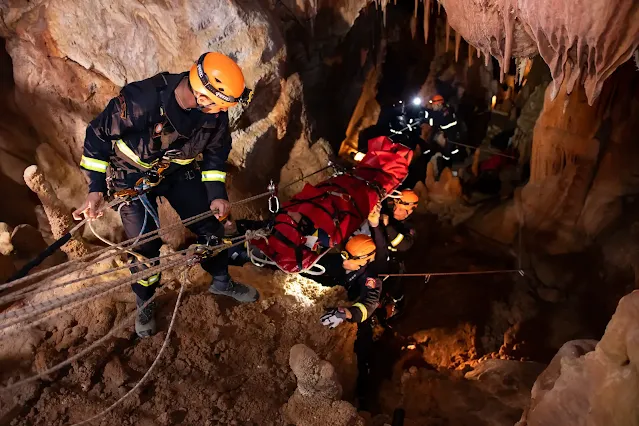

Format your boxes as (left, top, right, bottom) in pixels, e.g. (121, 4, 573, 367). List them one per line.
(245, 228, 270, 242)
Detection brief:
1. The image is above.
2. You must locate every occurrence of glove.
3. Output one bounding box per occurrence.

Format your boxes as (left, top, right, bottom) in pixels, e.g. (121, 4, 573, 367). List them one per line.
(368, 202, 382, 228)
(320, 308, 348, 329)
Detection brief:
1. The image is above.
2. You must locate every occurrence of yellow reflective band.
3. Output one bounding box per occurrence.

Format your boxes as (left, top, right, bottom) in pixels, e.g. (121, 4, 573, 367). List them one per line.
(171, 158, 194, 165)
(440, 121, 458, 130)
(390, 233, 405, 247)
(352, 303, 368, 321)
(116, 139, 152, 168)
(202, 170, 227, 182)
(80, 155, 109, 173)
(137, 273, 160, 287)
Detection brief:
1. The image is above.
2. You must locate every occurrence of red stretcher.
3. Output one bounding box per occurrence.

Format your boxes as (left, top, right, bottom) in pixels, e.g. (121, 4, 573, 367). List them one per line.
(248, 136, 412, 274)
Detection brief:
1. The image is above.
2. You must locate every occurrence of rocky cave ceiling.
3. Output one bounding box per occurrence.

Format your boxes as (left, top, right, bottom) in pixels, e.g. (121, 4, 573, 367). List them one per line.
(375, 0, 639, 105)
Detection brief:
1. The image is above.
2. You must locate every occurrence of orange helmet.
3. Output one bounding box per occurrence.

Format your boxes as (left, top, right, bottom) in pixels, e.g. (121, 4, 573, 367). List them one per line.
(189, 52, 253, 109)
(429, 94, 444, 105)
(395, 189, 419, 210)
(342, 234, 376, 262)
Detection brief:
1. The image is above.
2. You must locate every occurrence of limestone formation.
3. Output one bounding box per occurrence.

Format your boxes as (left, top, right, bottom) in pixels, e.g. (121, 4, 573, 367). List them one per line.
(283, 344, 364, 426)
(439, 0, 639, 104)
(23, 165, 88, 259)
(0, 223, 13, 256)
(518, 291, 639, 426)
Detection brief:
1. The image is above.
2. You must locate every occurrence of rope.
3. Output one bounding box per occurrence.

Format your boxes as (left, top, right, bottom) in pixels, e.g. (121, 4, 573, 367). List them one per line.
(1, 233, 260, 393)
(88, 221, 148, 262)
(0, 248, 191, 307)
(70, 278, 185, 426)
(0, 295, 154, 392)
(281, 163, 335, 190)
(0, 235, 259, 334)
(379, 269, 525, 278)
(447, 140, 517, 160)
(1, 190, 272, 292)
(0, 256, 188, 331)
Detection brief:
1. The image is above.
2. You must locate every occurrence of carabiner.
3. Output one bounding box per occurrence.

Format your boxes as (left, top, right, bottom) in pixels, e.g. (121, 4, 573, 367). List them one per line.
(268, 179, 280, 213)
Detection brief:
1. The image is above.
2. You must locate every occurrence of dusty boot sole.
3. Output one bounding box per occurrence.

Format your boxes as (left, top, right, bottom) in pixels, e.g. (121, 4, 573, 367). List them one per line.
(135, 317, 156, 338)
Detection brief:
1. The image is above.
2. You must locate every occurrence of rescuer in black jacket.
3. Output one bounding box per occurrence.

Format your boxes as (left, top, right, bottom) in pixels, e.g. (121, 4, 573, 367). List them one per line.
(318, 203, 388, 327)
(72, 52, 257, 338)
(378, 189, 418, 319)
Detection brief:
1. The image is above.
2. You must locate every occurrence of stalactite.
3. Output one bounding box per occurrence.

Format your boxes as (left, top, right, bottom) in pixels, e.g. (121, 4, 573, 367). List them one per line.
(477, 46, 481, 58)
(484, 50, 490, 67)
(411, 16, 417, 39)
(455, 31, 461, 62)
(516, 57, 529, 85)
(501, 6, 515, 84)
(413, 0, 418, 18)
(438, 0, 441, 13)
(468, 44, 473, 67)
(423, 0, 430, 44)
(381, 0, 388, 27)
(445, 18, 450, 52)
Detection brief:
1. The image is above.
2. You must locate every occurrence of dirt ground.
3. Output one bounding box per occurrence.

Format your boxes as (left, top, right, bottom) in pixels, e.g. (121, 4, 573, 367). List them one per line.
(0, 262, 358, 426)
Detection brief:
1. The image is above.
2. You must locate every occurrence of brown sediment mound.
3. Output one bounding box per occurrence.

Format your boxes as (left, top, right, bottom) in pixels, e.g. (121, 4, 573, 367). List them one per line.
(0, 264, 358, 426)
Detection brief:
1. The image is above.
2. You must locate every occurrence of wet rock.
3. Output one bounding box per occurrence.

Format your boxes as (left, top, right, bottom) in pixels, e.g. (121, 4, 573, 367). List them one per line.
(441, 0, 639, 104)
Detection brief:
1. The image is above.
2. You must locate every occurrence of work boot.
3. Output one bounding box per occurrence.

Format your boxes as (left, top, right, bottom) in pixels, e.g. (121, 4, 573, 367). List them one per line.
(135, 295, 156, 338)
(208, 275, 259, 303)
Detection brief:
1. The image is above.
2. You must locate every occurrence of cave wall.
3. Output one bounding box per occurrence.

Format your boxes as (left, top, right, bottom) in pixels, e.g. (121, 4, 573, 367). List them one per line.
(521, 63, 639, 253)
(0, 40, 40, 227)
(0, 0, 379, 242)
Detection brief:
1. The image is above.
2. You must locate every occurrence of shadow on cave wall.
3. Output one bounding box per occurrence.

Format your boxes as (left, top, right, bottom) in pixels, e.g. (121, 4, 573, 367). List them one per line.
(0, 38, 39, 227)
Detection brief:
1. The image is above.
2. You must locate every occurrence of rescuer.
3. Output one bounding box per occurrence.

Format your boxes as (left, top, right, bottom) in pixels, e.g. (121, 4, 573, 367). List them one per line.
(73, 52, 258, 338)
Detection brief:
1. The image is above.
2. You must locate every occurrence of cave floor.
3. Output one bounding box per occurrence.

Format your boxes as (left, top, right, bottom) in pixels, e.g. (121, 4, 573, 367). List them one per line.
(354, 208, 635, 420)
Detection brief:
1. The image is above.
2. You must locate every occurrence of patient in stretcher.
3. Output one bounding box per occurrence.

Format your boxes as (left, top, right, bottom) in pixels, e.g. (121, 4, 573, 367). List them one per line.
(286, 211, 331, 252)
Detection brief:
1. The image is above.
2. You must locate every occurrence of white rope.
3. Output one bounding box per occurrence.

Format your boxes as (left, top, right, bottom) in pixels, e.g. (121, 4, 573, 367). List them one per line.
(70, 279, 185, 426)
(0, 248, 190, 306)
(1, 191, 272, 292)
(0, 256, 188, 330)
(88, 221, 147, 261)
(1, 234, 262, 391)
(0, 235, 259, 334)
(0, 297, 148, 392)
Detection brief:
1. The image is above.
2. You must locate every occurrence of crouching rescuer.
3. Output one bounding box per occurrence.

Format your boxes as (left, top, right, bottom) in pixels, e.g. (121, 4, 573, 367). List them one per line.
(73, 52, 258, 338)
(319, 204, 387, 328)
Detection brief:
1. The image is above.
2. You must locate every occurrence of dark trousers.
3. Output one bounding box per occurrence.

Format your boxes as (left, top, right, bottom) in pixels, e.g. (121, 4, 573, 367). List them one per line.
(116, 167, 226, 301)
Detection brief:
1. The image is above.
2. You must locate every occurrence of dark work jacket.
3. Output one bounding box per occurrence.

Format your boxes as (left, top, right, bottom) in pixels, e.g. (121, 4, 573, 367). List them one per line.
(342, 225, 388, 323)
(80, 72, 231, 202)
(380, 203, 416, 257)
